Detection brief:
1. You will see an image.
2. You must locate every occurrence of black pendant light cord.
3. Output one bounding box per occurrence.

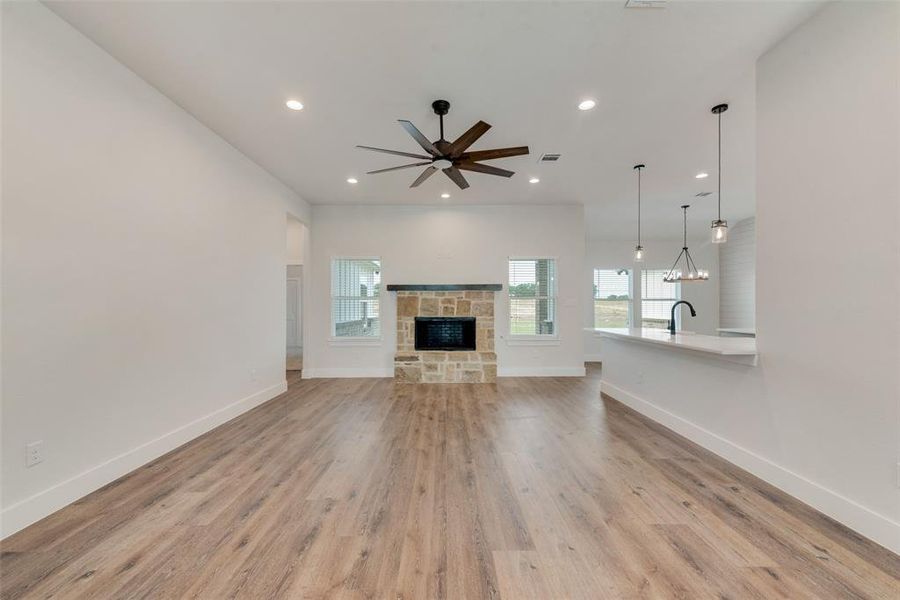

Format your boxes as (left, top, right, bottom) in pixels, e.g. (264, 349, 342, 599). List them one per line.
(682, 206, 698, 271)
(633, 164, 645, 249)
(717, 110, 722, 221)
(637, 167, 642, 246)
(711, 103, 728, 223)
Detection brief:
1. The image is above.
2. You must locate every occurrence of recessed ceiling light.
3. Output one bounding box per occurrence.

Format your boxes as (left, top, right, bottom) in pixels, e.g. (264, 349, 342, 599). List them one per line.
(441, 193, 451, 199)
(695, 172, 709, 179)
(285, 99, 304, 111)
(346, 177, 358, 184)
(578, 99, 596, 111)
(529, 177, 540, 184)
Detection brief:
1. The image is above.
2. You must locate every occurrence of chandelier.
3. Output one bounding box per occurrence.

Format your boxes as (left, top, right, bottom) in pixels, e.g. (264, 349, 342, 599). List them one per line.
(664, 204, 709, 283)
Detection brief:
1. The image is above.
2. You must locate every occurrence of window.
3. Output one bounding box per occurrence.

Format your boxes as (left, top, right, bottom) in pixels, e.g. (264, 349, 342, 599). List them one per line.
(593, 269, 631, 328)
(331, 258, 381, 338)
(509, 258, 557, 336)
(641, 269, 680, 329)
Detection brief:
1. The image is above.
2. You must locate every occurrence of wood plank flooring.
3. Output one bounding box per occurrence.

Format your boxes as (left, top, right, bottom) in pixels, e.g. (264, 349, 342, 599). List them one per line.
(2, 367, 898, 599)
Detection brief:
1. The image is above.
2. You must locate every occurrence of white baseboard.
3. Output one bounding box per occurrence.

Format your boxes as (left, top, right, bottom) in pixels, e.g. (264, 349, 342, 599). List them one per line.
(498, 366, 586, 377)
(0, 381, 287, 540)
(600, 380, 900, 555)
(302, 367, 587, 378)
(302, 367, 393, 378)
(583, 354, 603, 363)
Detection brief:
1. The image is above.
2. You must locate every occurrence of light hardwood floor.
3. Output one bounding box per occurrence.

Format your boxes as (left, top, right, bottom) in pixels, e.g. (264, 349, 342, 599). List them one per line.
(2, 368, 898, 599)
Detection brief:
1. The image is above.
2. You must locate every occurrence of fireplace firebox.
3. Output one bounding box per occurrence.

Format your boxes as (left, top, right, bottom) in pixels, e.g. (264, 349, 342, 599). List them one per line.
(415, 317, 476, 351)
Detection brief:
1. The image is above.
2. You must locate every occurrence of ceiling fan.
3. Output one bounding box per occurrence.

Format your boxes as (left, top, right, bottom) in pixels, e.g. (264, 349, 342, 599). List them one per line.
(356, 99, 529, 190)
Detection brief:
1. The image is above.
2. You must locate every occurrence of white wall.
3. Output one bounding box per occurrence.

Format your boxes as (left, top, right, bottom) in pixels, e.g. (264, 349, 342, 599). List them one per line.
(756, 0, 899, 547)
(1, 2, 311, 537)
(286, 215, 307, 266)
(584, 238, 719, 358)
(599, 1, 900, 552)
(305, 204, 585, 378)
(718, 217, 755, 328)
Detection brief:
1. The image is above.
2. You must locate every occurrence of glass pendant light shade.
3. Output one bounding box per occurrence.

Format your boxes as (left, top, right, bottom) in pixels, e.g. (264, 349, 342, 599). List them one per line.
(634, 245, 644, 263)
(711, 219, 728, 244)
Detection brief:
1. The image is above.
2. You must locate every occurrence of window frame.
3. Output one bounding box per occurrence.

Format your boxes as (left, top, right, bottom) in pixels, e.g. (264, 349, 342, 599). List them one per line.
(329, 255, 383, 345)
(640, 268, 682, 330)
(507, 256, 559, 342)
(592, 268, 633, 329)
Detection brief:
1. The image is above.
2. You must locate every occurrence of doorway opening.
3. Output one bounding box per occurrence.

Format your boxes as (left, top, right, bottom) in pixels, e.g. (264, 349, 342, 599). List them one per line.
(286, 265, 302, 371)
(286, 214, 307, 375)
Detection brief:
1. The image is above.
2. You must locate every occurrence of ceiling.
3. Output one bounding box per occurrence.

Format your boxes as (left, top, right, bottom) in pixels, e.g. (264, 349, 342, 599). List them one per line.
(48, 1, 820, 239)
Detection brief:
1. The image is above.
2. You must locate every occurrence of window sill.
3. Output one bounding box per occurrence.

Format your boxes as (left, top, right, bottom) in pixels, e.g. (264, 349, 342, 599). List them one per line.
(505, 337, 561, 346)
(328, 337, 382, 347)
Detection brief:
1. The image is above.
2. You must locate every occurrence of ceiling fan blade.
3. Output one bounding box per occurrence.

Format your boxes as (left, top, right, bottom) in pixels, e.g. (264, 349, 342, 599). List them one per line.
(356, 145, 432, 160)
(410, 166, 438, 187)
(367, 161, 432, 175)
(446, 120, 491, 157)
(456, 162, 514, 178)
(443, 166, 470, 190)
(398, 120, 439, 156)
(458, 146, 530, 162)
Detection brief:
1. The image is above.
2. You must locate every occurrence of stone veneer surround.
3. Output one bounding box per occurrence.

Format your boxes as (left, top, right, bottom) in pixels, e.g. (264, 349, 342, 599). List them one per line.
(394, 290, 496, 383)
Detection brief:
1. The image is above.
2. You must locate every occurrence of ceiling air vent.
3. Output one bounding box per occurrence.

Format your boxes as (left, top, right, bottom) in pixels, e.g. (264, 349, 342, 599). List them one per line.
(695, 192, 712, 197)
(625, 0, 667, 8)
(539, 153, 561, 162)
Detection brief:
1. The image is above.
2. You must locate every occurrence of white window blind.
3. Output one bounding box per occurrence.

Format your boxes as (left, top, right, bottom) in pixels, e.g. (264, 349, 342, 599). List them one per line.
(509, 258, 557, 336)
(331, 258, 381, 338)
(641, 269, 680, 329)
(593, 269, 631, 328)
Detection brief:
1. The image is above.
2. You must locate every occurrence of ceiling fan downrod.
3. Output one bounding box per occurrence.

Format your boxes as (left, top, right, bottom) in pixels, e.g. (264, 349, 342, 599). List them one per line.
(432, 99, 450, 142)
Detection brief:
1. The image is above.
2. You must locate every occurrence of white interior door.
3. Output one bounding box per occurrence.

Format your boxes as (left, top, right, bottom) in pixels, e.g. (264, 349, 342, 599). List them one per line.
(286, 278, 300, 348)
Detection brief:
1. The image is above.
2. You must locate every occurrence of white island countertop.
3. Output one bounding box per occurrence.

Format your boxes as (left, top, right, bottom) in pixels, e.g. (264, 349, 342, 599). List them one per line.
(586, 328, 758, 364)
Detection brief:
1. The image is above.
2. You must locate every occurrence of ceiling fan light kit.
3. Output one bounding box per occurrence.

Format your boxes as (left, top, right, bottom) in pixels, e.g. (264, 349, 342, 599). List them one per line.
(356, 99, 529, 190)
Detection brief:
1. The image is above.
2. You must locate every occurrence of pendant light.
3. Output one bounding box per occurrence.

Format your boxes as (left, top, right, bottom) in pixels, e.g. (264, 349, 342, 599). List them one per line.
(710, 103, 729, 243)
(633, 164, 645, 262)
(664, 205, 709, 282)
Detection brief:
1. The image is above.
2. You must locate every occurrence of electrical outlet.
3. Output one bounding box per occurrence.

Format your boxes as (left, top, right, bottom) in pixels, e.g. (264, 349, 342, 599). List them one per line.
(636, 371, 645, 384)
(249, 368, 258, 382)
(26, 441, 43, 467)
(896, 462, 900, 488)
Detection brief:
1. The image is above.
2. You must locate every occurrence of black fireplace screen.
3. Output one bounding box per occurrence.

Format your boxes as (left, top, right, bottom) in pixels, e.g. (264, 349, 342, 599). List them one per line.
(414, 317, 476, 351)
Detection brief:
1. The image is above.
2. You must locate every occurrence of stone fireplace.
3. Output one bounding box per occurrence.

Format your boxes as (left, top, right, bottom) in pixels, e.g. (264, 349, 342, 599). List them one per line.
(388, 284, 501, 383)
